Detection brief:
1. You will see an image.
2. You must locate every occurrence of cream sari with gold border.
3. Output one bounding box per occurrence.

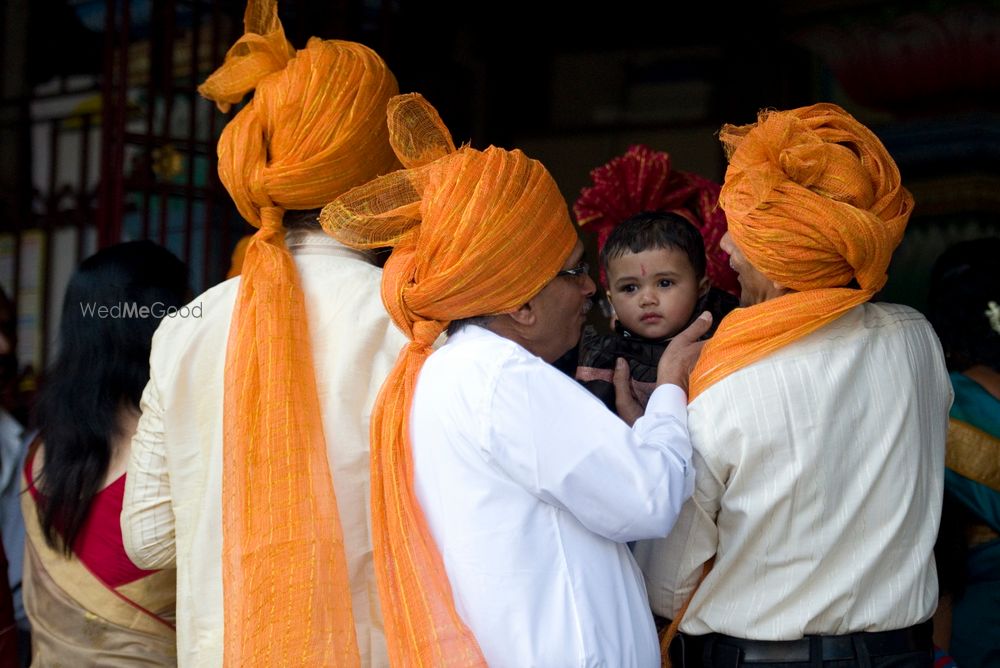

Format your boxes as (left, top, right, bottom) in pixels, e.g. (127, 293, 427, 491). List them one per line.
(21, 472, 176, 666)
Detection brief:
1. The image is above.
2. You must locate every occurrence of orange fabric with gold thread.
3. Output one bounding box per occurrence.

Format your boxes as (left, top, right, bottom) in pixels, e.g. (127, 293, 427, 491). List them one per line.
(689, 103, 913, 401)
(321, 93, 578, 666)
(197, 0, 294, 113)
(199, 0, 400, 665)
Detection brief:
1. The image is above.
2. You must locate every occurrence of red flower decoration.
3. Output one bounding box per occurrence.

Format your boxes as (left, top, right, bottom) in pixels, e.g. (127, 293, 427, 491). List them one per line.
(574, 144, 739, 295)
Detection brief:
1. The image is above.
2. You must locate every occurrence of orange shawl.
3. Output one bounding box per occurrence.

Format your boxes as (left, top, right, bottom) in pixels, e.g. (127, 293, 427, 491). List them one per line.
(321, 93, 579, 665)
(689, 103, 913, 401)
(198, 0, 399, 665)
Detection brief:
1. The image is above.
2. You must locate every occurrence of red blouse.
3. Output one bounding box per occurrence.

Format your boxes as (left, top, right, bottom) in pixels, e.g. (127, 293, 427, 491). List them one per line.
(25, 450, 158, 588)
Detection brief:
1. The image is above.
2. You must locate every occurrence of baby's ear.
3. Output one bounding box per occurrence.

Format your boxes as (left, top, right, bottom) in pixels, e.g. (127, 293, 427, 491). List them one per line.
(698, 276, 710, 297)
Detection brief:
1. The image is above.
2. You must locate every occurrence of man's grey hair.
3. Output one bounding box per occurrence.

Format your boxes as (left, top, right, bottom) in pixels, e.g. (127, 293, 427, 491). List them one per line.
(447, 316, 494, 337)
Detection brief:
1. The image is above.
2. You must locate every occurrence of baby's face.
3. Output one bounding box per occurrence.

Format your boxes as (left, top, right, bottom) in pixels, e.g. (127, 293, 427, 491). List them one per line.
(606, 247, 708, 339)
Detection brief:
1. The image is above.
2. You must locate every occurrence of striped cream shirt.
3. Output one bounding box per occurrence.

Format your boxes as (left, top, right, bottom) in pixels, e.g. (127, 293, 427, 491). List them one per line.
(635, 302, 952, 639)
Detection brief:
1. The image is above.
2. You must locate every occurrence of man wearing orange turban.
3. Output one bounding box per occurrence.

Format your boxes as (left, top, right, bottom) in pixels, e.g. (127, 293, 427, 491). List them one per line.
(120, 1, 409, 666)
(635, 104, 951, 667)
(321, 93, 710, 667)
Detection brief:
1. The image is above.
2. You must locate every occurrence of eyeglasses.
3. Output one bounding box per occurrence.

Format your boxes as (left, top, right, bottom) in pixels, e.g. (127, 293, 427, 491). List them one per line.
(555, 261, 590, 280)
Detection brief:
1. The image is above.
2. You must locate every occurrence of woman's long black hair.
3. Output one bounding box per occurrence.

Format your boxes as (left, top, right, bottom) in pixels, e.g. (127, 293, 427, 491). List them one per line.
(35, 240, 188, 554)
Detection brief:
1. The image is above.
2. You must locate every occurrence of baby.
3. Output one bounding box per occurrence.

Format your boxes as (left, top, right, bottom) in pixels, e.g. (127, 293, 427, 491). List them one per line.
(576, 211, 737, 412)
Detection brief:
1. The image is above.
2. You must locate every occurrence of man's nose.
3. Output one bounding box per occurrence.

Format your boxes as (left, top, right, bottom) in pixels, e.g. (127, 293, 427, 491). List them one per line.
(581, 274, 597, 298)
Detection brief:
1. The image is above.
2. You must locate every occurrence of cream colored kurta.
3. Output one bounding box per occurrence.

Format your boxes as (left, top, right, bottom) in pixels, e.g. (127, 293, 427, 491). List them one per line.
(122, 229, 409, 667)
(634, 302, 952, 639)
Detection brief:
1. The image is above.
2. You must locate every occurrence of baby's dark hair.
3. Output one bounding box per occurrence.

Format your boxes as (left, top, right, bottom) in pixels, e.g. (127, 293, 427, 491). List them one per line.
(599, 211, 706, 279)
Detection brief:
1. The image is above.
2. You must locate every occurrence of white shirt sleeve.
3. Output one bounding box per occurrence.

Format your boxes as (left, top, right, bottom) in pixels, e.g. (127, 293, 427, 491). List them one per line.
(122, 374, 177, 569)
(486, 357, 694, 543)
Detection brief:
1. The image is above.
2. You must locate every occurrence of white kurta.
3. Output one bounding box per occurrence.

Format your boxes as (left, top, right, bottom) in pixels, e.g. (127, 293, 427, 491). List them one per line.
(410, 325, 695, 668)
(634, 302, 952, 639)
(121, 229, 409, 667)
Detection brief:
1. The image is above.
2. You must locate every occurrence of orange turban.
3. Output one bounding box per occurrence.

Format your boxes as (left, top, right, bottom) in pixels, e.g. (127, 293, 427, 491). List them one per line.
(321, 93, 578, 665)
(689, 103, 913, 401)
(199, 0, 400, 665)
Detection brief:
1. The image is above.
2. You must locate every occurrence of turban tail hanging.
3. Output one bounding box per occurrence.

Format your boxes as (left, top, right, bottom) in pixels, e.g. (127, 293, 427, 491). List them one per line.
(200, 0, 401, 664)
(321, 93, 579, 665)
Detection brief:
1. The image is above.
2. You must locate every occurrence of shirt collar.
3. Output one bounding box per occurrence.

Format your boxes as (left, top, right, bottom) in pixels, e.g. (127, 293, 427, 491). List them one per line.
(284, 227, 374, 263)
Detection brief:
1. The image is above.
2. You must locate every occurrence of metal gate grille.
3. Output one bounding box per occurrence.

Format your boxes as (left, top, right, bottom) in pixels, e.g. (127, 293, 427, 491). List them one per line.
(98, 0, 243, 292)
(0, 0, 244, 396)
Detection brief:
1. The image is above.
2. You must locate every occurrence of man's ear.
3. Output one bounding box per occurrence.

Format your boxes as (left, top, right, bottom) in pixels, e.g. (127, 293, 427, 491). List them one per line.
(698, 276, 710, 298)
(505, 301, 536, 327)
